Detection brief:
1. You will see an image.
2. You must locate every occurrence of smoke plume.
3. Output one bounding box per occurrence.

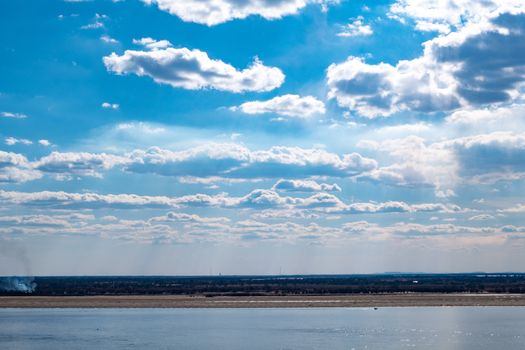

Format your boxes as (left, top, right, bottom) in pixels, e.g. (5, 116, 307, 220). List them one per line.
(0, 241, 37, 293)
(0, 276, 36, 293)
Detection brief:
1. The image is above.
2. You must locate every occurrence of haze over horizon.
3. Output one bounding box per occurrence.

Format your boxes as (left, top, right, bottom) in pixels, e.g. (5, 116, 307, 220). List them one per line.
(2, 0, 525, 275)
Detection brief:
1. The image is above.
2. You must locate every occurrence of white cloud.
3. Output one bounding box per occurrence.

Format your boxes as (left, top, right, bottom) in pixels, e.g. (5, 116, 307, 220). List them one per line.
(5, 137, 32, 146)
(272, 179, 341, 192)
(326, 55, 459, 118)
(0, 188, 463, 215)
(500, 204, 525, 213)
(445, 104, 525, 128)
(389, 0, 525, 33)
(81, 14, 108, 29)
(149, 212, 230, 224)
(251, 209, 320, 220)
(102, 102, 119, 109)
(116, 122, 165, 134)
(337, 16, 373, 37)
(1, 212, 519, 245)
(126, 144, 377, 179)
(38, 139, 51, 147)
(0, 144, 377, 183)
(235, 189, 297, 208)
(232, 94, 325, 118)
(1, 112, 27, 119)
(358, 131, 525, 191)
(104, 46, 284, 93)
(100, 35, 119, 44)
(142, 0, 339, 26)
(132, 37, 172, 50)
(358, 135, 458, 190)
(0, 201, 520, 245)
(34, 152, 129, 179)
(315, 196, 462, 214)
(81, 21, 104, 30)
(0, 151, 41, 183)
(327, 10, 525, 117)
(435, 189, 456, 198)
(374, 122, 432, 135)
(445, 132, 525, 183)
(0, 190, 178, 210)
(468, 214, 494, 221)
(0, 215, 71, 227)
(182, 188, 463, 214)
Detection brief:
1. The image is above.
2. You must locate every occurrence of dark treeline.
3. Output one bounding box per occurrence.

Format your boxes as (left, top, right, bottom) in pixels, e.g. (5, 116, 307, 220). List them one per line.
(2, 274, 525, 296)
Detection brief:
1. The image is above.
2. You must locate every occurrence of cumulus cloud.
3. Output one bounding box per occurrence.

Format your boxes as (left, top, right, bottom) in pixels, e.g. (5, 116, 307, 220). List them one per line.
(232, 94, 325, 118)
(431, 12, 525, 106)
(174, 189, 463, 214)
(16, 130, 525, 194)
(14, 131, 525, 191)
(326, 55, 459, 118)
(272, 179, 341, 192)
(0, 152, 41, 183)
(103, 46, 285, 93)
(327, 10, 525, 117)
(310, 196, 462, 214)
(447, 132, 525, 182)
(141, 0, 338, 26)
(33, 152, 130, 179)
(337, 16, 373, 37)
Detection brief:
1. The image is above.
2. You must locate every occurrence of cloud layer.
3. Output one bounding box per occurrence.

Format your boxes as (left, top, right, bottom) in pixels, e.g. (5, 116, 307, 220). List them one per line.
(0, 189, 461, 214)
(0, 144, 376, 183)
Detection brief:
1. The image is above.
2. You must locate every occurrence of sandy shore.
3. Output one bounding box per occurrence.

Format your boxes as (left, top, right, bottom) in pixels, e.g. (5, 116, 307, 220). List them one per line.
(1, 294, 525, 308)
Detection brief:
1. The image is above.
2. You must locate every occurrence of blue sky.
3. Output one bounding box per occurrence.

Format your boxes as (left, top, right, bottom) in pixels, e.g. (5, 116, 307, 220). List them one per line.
(2, 0, 525, 275)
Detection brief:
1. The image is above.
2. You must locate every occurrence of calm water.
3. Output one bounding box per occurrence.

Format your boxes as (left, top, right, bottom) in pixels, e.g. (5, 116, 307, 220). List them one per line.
(1, 307, 525, 349)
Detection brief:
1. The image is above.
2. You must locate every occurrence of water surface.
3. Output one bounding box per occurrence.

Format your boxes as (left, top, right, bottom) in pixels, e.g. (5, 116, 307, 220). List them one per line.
(1, 307, 524, 349)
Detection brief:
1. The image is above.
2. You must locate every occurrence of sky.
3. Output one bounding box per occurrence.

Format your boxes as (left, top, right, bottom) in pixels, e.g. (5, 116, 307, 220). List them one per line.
(2, 0, 525, 275)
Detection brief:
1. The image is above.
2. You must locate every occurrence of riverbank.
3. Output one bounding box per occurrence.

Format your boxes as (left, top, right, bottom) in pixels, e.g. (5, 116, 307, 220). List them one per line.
(2, 294, 525, 308)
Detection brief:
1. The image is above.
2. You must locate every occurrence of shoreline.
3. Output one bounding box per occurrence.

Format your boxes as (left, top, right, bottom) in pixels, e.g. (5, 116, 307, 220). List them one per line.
(2, 294, 525, 308)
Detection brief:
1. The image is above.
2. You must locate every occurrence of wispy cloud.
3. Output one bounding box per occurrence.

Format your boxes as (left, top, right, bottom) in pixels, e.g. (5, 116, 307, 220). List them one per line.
(1, 112, 27, 119)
